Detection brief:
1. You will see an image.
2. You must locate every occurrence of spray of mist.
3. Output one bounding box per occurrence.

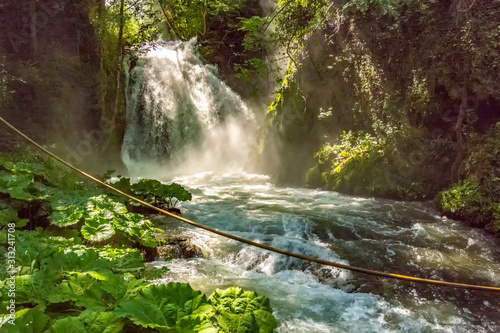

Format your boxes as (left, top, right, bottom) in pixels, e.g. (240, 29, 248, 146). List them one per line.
(122, 39, 257, 178)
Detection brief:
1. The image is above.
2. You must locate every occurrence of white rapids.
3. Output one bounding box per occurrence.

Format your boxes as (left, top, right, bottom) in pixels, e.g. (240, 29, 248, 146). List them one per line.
(122, 40, 500, 333)
(145, 172, 500, 333)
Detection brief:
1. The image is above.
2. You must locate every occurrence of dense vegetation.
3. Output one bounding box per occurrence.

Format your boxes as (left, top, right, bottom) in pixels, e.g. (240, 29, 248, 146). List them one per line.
(0, 151, 278, 331)
(257, 0, 500, 234)
(1, 0, 500, 328)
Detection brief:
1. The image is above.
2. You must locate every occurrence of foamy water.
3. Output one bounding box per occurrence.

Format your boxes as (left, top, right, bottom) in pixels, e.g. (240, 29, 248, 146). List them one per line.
(145, 172, 500, 333)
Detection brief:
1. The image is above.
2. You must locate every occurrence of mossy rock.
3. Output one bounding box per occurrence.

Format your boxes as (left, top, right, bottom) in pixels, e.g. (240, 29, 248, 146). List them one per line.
(156, 236, 203, 261)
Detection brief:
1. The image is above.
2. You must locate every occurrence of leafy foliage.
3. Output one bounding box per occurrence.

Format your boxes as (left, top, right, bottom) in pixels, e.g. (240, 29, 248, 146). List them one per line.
(0, 206, 28, 229)
(116, 283, 213, 331)
(437, 124, 500, 231)
(51, 311, 125, 333)
(0, 155, 164, 247)
(154, 0, 246, 40)
(343, 0, 419, 17)
(210, 287, 278, 333)
(0, 305, 49, 333)
(306, 130, 450, 199)
(271, 0, 329, 65)
(77, 194, 162, 247)
(0, 152, 278, 332)
(111, 176, 192, 210)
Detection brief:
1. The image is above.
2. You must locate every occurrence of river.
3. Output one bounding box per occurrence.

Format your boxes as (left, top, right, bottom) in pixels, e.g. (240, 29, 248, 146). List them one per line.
(140, 171, 500, 333)
(122, 40, 500, 332)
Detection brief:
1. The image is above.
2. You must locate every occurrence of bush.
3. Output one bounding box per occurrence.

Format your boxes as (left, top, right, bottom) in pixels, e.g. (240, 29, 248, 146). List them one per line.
(110, 176, 192, 211)
(308, 130, 454, 199)
(0, 149, 278, 332)
(437, 124, 500, 232)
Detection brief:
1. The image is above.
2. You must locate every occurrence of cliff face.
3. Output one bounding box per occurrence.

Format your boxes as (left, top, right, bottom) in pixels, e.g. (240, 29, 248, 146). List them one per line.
(0, 0, 103, 161)
(259, 1, 500, 197)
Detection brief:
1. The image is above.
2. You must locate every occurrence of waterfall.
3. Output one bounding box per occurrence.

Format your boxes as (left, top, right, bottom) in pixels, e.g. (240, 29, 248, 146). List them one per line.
(122, 39, 256, 176)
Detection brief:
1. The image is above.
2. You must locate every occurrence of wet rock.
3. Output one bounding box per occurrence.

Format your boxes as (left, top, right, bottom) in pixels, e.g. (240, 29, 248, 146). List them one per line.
(156, 236, 202, 261)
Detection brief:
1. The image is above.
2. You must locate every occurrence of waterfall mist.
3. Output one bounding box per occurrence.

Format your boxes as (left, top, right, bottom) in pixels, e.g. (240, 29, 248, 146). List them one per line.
(122, 40, 257, 178)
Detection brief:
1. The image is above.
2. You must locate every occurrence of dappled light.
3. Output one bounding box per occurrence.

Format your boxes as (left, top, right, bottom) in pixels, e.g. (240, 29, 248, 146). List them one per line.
(1, 0, 500, 332)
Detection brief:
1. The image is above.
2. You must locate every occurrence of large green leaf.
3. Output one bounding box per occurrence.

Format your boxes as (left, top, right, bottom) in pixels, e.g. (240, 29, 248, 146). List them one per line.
(109, 176, 131, 192)
(209, 287, 278, 333)
(49, 316, 87, 333)
(176, 315, 217, 333)
(134, 179, 163, 197)
(1, 161, 45, 175)
(0, 305, 49, 333)
(114, 213, 160, 248)
(168, 183, 193, 202)
(15, 232, 81, 273)
(215, 312, 259, 333)
(49, 193, 90, 228)
(49, 311, 126, 333)
(79, 310, 126, 333)
(0, 172, 36, 201)
(49, 207, 85, 227)
(115, 283, 213, 331)
(0, 206, 28, 228)
(86, 195, 127, 215)
(81, 217, 116, 242)
(96, 246, 145, 273)
(47, 273, 107, 311)
(10, 271, 61, 304)
(99, 274, 149, 304)
(46, 249, 111, 274)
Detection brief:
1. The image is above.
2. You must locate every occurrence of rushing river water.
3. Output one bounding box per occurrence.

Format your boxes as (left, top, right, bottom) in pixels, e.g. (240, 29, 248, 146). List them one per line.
(122, 40, 500, 332)
(137, 171, 500, 333)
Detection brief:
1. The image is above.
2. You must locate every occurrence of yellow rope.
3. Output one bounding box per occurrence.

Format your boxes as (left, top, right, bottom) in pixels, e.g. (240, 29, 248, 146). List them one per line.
(2, 116, 500, 292)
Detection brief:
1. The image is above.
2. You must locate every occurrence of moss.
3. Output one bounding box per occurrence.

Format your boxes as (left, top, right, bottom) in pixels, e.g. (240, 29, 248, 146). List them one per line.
(306, 166, 323, 188)
(259, 0, 500, 196)
(436, 179, 493, 228)
(308, 132, 391, 196)
(307, 130, 454, 199)
(436, 124, 500, 232)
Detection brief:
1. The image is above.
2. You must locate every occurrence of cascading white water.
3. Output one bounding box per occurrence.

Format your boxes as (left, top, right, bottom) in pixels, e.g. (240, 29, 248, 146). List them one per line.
(153, 172, 500, 333)
(122, 41, 500, 332)
(122, 39, 256, 177)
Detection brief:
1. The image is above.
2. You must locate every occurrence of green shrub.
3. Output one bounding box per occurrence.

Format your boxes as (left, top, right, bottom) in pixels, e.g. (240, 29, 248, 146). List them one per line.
(308, 130, 454, 199)
(307, 131, 389, 195)
(437, 124, 500, 232)
(111, 176, 192, 210)
(0, 155, 163, 248)
(436, 178, 493, 228)
(0, 150, 278, 332)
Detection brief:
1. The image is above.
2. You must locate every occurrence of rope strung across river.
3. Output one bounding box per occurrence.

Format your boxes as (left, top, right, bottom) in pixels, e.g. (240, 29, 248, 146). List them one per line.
(2, 116, 500, 293)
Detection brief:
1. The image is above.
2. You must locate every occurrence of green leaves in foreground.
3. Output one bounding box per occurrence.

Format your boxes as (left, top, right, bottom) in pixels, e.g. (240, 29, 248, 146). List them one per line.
(115, 283, 278, 333)
(2, 281, 278, 333)
(116, 283, 213, 332)
(0, 171, 37, 201)
(111, 177, 192, 209)
(50, 194, 163, 247)
(210, 287, 278, 333)
(0, 153, 278, 332)
(0, 205, 28, 229)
